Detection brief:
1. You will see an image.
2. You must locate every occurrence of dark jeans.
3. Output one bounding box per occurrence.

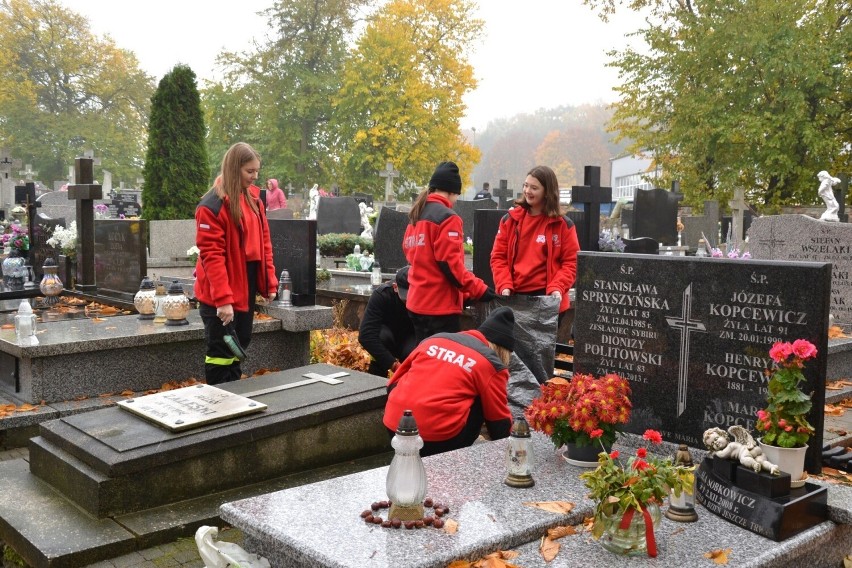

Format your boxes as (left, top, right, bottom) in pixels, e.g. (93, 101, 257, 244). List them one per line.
(200, 262, 258, 385)
(367, 325, 418, 378)
(386, 398, 485, 458)
(408, 311, 460, 344)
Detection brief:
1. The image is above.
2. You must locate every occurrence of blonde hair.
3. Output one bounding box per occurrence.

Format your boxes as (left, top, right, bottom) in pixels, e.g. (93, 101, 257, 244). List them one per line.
(215, 142, 261, 224)
(489, 342, 512, 367)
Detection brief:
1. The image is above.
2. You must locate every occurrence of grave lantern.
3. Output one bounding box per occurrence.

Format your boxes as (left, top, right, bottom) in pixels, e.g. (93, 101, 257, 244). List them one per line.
(153, 281, 167, 324)
(14, 299, 38, 346)
(162, 280, 190, 326)
(39, 258, 63, 307)
(386, 410, 427, 521)
(276, 270, 292, 307)
(371, 260, 382, 288)
(504, 416, 535, 488)
(665, 444, 698, 522)
(133, 277, 157, 320)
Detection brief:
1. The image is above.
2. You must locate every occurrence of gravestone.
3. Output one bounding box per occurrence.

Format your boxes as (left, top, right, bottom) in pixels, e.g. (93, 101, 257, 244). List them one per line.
(30, 213, 66, 279)
(372, 206, 409, 273)
(472, 209, 509, 289)
(107, 191, 141, 219)
(267, 208, 294, 220)
(67, 156, 102, 292)
(631, 187, 683, 245)
(93, 219, 148, 301)
(268, 219, 317, 306)
(493, 179, 516, 209)
(452, 198, 497, 241)
(571, 166, 612, 252)
(0, 150, 21, 216)
(834, 174, 848, 223)
(573, 252, 830, 473)
(148, 219, 196, 261)
(681, 200, 721, 249)
(351, 192, 374, 209)
(748, 214, 852, 327)
(565, 211, 588, 250)
(316, 196, 361, 236)
(622, 237, 659, 255)
(37, 191, 76, 225)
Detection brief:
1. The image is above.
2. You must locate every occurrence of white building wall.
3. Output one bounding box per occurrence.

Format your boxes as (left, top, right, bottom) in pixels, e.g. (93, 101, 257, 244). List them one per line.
(609, 154, 662, 201)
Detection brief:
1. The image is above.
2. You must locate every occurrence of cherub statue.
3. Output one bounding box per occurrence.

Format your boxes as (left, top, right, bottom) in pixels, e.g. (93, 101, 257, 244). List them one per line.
(307, 184, 320, 220)
(817, 170, 841, 222)
(703, 425, 779, 475)
(358, 202, 374, 239)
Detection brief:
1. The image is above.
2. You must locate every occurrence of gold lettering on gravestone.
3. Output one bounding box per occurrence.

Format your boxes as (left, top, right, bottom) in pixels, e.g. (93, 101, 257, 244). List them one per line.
(117, 384, 267, 432)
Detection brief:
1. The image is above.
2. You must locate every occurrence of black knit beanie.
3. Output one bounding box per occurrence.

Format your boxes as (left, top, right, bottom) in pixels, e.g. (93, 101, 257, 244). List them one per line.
(478, 307, 515, 351)
(429, 161, 462, 194)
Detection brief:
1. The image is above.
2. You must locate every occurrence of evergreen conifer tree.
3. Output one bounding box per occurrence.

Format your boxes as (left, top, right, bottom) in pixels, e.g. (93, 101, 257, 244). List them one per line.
(142, 65, 209, 220)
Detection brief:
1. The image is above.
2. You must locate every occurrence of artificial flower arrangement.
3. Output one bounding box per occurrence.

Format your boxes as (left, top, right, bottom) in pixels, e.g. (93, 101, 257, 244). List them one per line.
(580, 429, 695, 557)
(525, 373, 632, 449)
(710, 247, 751, 259)
(598, 229, 626, 253)
(2, 223, 30, 252)
(755, 339, 817, 448)
(187, 245, 200, 264)
(46, 221, 77, 261)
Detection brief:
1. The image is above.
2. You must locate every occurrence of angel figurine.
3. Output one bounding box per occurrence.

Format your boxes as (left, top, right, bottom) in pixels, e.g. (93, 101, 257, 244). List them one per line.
(817, 171, 841, 222)
(703, 425, 779, 475)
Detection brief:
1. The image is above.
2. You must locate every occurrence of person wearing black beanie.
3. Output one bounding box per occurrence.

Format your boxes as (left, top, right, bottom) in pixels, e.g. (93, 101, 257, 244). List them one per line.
(383, 307, 516, 457)
(404, 161, 498, 343)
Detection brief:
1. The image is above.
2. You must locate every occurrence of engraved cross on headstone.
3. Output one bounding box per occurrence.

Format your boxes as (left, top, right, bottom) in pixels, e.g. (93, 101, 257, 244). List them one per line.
(728, 188, 747, 249)
(757, 224, 786, 257)
(379, 162, 400, 203)
(18, 164, 38, 182)
(665, 284, 707, 416)
(571, 166, 613, 252)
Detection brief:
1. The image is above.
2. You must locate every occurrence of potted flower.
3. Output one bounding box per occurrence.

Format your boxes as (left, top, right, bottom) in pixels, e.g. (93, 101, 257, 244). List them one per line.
(524, 373, 631, 466)
(755, 339, 817, 483)
(580, 429, 694, 557)
(598, 229, 626, 253)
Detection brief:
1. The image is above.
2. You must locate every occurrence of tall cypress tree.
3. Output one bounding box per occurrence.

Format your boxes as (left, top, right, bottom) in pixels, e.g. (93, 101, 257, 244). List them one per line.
(142, 65, 209, 220)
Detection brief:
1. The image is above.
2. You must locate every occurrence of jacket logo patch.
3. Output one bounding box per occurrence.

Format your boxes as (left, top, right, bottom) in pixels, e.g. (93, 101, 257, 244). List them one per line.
(425, 344, 477, 372)
(552, 235, 560, 246)
(404, 233, 426, 249)
(200, 223, 211, 230)
(536, 234, 546, 244)
(448, 231, 460, 238)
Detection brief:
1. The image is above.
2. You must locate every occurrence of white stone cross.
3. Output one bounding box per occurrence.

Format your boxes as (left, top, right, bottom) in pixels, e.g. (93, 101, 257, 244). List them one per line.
(83, 149, 102, 166)
(379, 162, 400, 203)
(241, 371, 348, 398)
(728, 188, 747, 249)
(18, 164, 38, 181)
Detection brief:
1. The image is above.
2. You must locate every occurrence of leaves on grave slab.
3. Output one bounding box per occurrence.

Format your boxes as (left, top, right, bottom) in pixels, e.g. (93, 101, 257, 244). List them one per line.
(829, 326, 849, 339)
(159, 378, 203, 391)
(0, 324, 13, 330)
(522, 501, 574, 514)
(826, 404, 846, 416)
(448, 550, 521, 568)
(546, 524, 578, 539)
(443, 518, 459, 534)
(814, 467, 852, 486)
(705, 548, 732, 564)
(0, 402, 42, 417)
(254, 312, 275, 321)
(539, 536, 560, 562)
(251, 368, 281, 376)
(841, 398, 852, 408)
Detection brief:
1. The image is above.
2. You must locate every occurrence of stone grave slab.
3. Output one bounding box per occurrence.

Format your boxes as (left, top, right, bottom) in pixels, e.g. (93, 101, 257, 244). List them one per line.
(148, 219, 195, 261)
(573, 252, 830, 472)
(682, 200, 720, 249)
(472, 208, 508, 289)
(117, 384, 268, 432)
(94, 218, 147, 300)
(453, 198, 497, 241)
(36, 190, 76, 225)
(268, 219, 316, 306)
(373, 206, 409, 273)
(316, 196, 361, 235)
(749, 214, 852, 327)
(28, 364, 390, 518)
(631, 187, 683, 245)
(267, 208, 294, 220)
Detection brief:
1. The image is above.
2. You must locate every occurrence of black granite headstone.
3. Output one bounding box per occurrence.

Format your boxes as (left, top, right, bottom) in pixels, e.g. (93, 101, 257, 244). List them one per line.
(94, 219, 148, 300)
(573, 252, 830, 473)
(107, 192, 140, 219)
(30, 214, 65, 279)
(453, 198, 497, 241)
(570, 166, 612, 252)
(565, 211, 587, 250)
(372, 207, 409, 273)
(267, 209, 294, 220)
(493, 180, 515, 210)
(351, 192, 374, 209)
(835, 174, 848, 223)
(622, 237, 659, 255)
(268, 219, 316, 306)
(472, 209, 509, 289)
(721, 210, 755, 244)
(631, 187, 683, 245)
(316, 196, 361, 236)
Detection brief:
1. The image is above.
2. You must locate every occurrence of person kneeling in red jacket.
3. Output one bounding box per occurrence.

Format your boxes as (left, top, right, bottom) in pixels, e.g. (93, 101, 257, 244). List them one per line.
(383, 307, 516, 457)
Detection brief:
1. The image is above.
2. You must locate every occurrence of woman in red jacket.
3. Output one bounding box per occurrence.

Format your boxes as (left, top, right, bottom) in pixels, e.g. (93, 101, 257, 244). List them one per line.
(383, 306, 516, 457)
(194, 142, 278, 385)
(490, 165, 580, 318)
(403, 161, 496, 343)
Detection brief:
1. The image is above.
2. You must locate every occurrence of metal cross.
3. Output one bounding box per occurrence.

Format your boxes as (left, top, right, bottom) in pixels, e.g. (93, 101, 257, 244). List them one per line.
(241, 371, 348, 398)
(378, 162, 400, 203)
(665, 284, 707, 416)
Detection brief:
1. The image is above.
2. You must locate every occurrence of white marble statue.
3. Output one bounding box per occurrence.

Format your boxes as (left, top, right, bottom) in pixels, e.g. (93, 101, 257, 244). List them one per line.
(307, 184, 319, 220)
(703, 426, 779, 475)
(817, 170, 841, 222)
(359, 202, 374, 239)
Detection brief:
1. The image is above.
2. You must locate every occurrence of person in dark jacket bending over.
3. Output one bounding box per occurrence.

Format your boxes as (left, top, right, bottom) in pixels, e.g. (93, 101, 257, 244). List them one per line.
(383, 306, 516, 457)
(358, 266, 417, 378)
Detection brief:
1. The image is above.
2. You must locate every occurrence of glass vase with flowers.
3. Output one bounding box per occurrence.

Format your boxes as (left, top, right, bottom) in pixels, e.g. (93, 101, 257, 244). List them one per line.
(524, 373, 631, 466)
(580, 429, 694, 557)
(1, 224, 30, 288)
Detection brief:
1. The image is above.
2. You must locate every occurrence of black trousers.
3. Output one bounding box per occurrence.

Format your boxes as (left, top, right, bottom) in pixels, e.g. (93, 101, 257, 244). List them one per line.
(408, 311, 460, 344)
(200, 261, 258, 385)
(367, 325, 418, 378)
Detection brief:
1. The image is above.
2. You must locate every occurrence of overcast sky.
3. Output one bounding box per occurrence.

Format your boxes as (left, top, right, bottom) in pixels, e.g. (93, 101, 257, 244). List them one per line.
(59, 0, 645, 130)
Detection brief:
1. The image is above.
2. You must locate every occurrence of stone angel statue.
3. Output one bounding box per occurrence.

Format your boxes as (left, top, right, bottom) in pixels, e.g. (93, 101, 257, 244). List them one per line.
(307, 184, 320, 220)
(817, 170, 841, 222)
(703, 425, 780, 475)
